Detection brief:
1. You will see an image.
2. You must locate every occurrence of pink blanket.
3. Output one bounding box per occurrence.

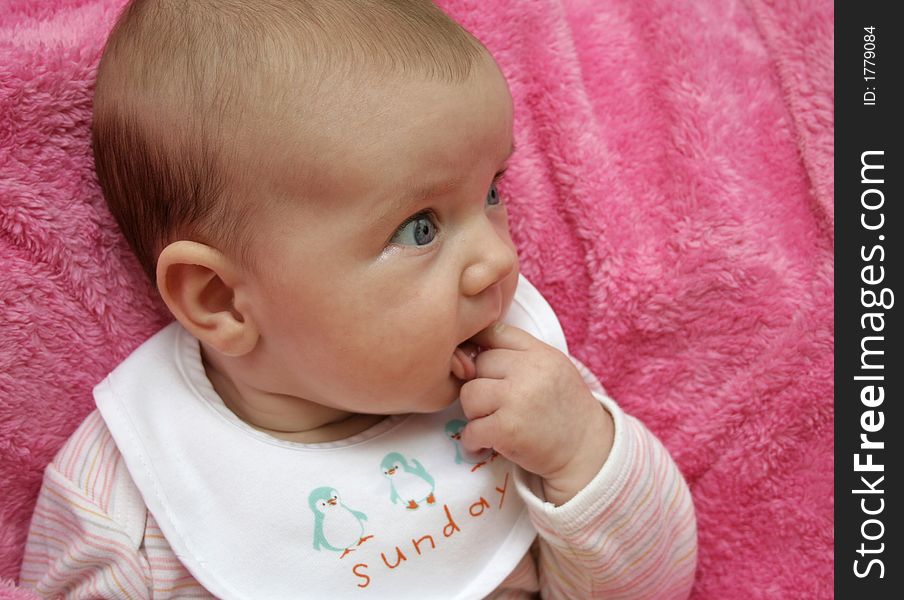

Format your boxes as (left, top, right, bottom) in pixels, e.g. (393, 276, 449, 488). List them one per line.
(0, 0, 833, 597)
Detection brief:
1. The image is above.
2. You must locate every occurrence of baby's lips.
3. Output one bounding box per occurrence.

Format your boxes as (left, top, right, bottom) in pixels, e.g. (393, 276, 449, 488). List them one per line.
(451, 340, 481, 381)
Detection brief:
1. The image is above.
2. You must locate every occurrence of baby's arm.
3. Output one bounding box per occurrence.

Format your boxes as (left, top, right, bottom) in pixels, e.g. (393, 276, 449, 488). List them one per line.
(519, 357, 697, 598)
(19, 412, 152, 599)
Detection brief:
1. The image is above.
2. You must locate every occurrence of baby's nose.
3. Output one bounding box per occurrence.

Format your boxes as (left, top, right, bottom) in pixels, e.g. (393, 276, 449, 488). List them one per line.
(460, 226, 517, 297)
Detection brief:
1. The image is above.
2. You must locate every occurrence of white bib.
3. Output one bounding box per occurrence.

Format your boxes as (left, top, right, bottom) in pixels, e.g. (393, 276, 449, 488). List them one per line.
(96, 274, 568, 599)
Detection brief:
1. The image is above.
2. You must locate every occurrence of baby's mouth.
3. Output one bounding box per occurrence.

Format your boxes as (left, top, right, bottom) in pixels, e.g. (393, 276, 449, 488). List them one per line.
(451, 339, 481, 381)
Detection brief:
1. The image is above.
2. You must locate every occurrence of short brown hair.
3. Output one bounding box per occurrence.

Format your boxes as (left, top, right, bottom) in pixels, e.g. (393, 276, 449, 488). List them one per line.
(92, 0, 488, 283)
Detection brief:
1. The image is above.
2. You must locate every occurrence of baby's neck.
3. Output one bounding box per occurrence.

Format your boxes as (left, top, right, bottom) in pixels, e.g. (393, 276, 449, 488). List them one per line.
(201, 347, 385, 443)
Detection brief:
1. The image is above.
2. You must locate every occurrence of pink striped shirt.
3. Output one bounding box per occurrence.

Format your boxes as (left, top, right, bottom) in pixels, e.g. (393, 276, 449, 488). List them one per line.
(20, 360, 696, 598)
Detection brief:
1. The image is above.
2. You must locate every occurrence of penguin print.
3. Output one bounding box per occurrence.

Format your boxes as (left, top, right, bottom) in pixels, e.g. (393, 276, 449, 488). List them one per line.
(380, 452, 436, 510)
(444, 419, 498, 472)
(308, 487, 373, 559)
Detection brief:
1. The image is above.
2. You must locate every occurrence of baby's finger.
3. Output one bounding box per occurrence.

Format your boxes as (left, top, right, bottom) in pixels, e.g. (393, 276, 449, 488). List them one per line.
(459, 413, 500, 454)
(459, 378, 507, 421)
(469, 322, 537, 352)
(472, 347, 522, 380)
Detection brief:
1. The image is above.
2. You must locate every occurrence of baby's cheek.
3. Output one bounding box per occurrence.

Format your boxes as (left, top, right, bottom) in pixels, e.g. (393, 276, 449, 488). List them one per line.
(501, 268, 520, 313)
(367, 339, 429, 380)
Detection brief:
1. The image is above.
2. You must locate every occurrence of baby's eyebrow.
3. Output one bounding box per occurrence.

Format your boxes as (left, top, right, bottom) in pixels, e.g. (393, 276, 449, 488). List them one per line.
(373, 176, 460, 232)
(374, 141, 516, 230)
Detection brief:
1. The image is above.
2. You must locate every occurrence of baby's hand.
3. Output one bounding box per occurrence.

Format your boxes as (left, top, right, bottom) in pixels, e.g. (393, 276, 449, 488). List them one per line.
(460, 323, 614, 505)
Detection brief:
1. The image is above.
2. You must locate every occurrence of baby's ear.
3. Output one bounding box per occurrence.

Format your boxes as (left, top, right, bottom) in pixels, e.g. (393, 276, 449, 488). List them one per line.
(156, 241, 259, 356)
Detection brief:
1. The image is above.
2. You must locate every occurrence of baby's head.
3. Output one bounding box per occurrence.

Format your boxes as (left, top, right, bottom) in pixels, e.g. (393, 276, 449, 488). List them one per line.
(93, 0, 520, 424)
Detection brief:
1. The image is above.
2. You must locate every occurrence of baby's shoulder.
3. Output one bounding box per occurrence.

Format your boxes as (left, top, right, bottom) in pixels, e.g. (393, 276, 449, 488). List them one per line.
(48, 409, 144, 517)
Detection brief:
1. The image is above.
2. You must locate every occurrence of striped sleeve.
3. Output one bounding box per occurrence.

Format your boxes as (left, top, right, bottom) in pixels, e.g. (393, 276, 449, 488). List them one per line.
(512, 359, 698, 599)
(19, 411, 152, 600)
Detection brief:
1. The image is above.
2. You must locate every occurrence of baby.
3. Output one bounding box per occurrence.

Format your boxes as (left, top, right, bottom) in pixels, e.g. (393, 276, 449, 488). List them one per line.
(20, 1, 696, 598)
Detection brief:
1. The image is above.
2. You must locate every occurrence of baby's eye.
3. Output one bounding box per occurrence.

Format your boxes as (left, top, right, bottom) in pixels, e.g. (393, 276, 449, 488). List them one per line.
(388, 176, 504, 248)
(390, 212, 437, 247)
(486, 181, 502, 206)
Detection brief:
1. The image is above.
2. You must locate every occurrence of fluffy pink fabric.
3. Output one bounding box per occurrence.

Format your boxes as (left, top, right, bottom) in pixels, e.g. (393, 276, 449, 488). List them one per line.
(0, 0, 833, 597)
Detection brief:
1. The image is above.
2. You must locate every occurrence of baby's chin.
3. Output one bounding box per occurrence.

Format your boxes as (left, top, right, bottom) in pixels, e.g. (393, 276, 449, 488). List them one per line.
(398, 374, 464, 415)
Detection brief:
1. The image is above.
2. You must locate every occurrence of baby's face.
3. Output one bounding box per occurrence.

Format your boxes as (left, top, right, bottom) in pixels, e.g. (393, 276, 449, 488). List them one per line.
(235, 53, 518, 416)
